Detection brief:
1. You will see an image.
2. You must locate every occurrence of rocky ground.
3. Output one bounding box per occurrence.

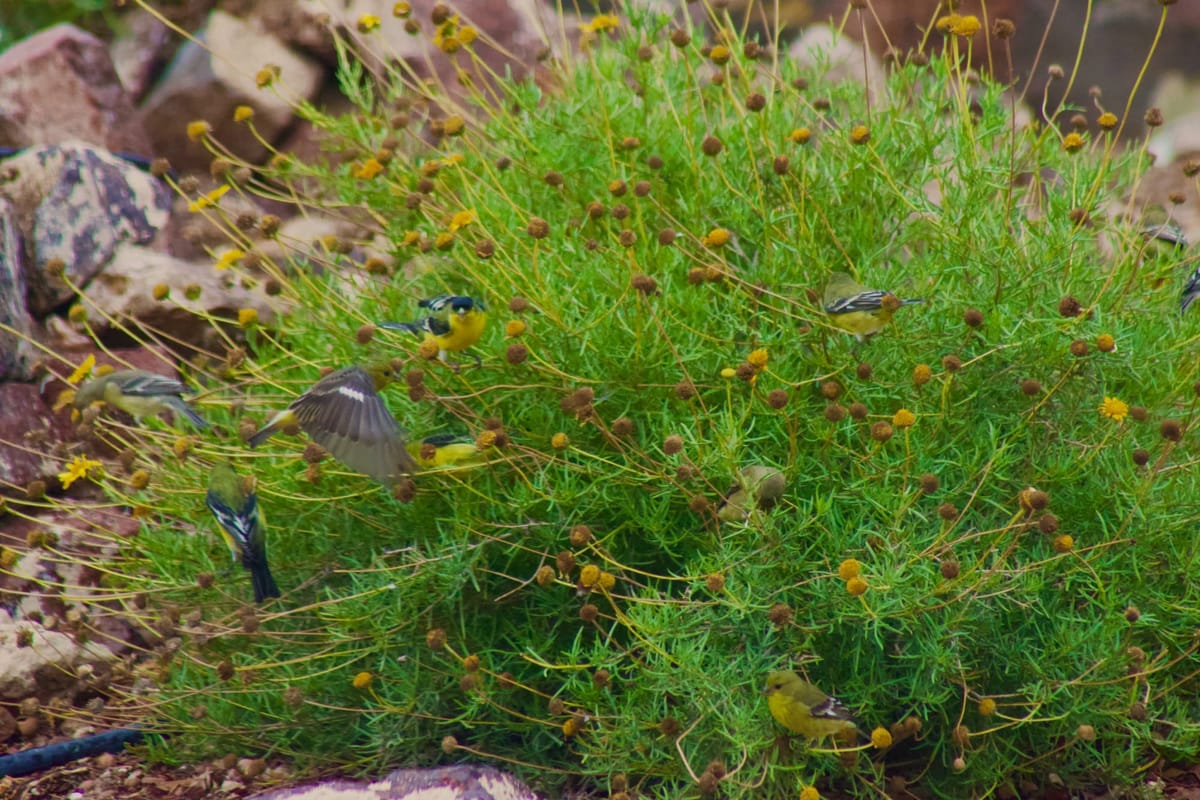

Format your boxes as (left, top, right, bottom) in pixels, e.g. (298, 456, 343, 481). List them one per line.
(1, 1, 1198, 798)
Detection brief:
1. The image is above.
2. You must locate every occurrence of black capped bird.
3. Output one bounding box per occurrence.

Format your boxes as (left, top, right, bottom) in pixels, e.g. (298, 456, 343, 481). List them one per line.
(379, 294, 487, 368)
(247, 361, 416, 483)
(206, 460, 280, 603)
(823, 272, 923, 341)
(74, 369, 209, 429)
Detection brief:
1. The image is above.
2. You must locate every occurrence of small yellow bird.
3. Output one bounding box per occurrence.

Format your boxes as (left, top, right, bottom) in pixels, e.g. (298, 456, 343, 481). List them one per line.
(764, 670, 859, 741)
(379, 294, 487, 368)
(74, 369, 209, 429)
(406, 433, 489, 469)
(823, 272, 923, 341)
(205, 461, 280, 603)
(248, 361, 416, 483)
(717, 466, 786, 522)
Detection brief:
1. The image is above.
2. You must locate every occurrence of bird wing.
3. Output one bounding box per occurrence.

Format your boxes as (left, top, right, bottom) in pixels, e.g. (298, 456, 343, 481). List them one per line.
(824, 289, 889, 314)
(116, 372, 193, 397)
(290, 366, 416, 481)
(418, 294, 454, 311)
(809, 694, 856, 723)
(205, 488, 257, 550)
(1181, 266, 1200, 312)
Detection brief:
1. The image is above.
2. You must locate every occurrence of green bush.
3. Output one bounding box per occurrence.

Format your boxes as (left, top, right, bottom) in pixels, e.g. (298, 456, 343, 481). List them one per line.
(28, 3, 1200, 797)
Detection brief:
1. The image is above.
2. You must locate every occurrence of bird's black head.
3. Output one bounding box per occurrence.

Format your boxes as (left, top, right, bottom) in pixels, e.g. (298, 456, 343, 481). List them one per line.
(450, 296, 483, 313)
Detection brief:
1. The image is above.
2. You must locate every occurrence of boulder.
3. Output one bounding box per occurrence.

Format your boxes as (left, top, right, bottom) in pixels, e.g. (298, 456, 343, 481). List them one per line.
(0, 382, 73, 494)
(0, 142, 173, 314)
(0, 24, 151, 154)
(249, 764, 542, 800)
(0, 197, 36, 381)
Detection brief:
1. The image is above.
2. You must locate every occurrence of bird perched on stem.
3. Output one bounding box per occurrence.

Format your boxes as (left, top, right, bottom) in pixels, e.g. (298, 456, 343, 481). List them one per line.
(717, 465, 785, 522)
(74, 369, 209, 429)
(764, 670, 859, 742)
(206, 460, 280, 603)
(823, 272, 923, 341)
(247, 361, 416, 483)
(379, 294, 487, 369)
(406, 433, 490, 469)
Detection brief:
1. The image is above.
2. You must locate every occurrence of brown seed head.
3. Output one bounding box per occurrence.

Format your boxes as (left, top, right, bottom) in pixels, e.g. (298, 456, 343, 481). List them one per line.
(701, 135, 723, 156)
(856, 362, 873, 381)
(870, 421, 894, 442)
(1160, 418, 1183, 441)
(993, 18, 1015, 38)
(1132, 448, 1150, 466)
(1058, 296, 1082, 317)
(1144, 107, 1163, 128)
(1020, 379, 1042, 396)
(849, 401, 868, 420)
(527, 217, 550, 238)
(919, 473, 939, 494)
(940, 560, 960, 579)
(938, 502, 958, 521)
(767, 602, 794, 626)
(825, 402, 847, 422)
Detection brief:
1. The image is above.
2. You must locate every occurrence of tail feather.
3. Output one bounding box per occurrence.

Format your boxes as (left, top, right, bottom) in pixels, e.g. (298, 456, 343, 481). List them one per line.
(900, 297, 924, 306)
(247, 425, 275, 449)
(248, 563, 281, 603)
(378, 321, 422, 335)
(169, 398, 210, 429)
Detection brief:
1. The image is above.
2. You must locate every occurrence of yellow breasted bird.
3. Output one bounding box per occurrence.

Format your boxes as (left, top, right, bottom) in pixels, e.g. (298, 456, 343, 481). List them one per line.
(717, 466, 786, 522)
(74, 369, 209, 429)
(247, 362, 416, 483)
(764, 670, 859, 741)
(823, 272, 923, 341)
(379, 294, 487, 368)
(406, 433, 488, 469)
(206, 460, 279, 603)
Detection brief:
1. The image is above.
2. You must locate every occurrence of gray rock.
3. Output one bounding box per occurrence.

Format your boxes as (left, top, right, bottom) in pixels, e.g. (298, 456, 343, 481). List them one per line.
(140, 10, 323, 173)
(249, 764, 542, 800)
(0, 198, 35, 381)
(109, 8, 179, 101)
(0, 382, 72, 493)
(0, 24, 151, 154)
(0, 143, 173, 314)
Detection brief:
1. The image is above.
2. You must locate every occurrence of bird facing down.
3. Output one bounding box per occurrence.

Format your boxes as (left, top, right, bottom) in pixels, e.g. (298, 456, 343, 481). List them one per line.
(764, 670, 859, 741)
(717, 465, 786, 522)
(205, 460, 280, 603)
(247, 362, 416, 484)
(379, 294, 487, 368)
(74, 369, 209, 429)
(823, 271, 923, 341)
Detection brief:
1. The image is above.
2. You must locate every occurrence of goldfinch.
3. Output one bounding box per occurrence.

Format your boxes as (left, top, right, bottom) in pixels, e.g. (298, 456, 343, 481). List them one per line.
(1181, 265, 1200, 313)
(74, 369, 209, 429)
(406, 433, 488, 469)
(205, 461, 280, 603)
(823, 272, 923, 341)
(717, 466, 786, 522)
(379, 295, 487, 368)
(764, 670, 859, 741)
(248, 362, 416, 483)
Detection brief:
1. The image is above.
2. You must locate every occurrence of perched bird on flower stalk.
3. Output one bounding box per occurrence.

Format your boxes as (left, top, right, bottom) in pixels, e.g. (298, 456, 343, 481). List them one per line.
(247, 361, 416, 483)
(379, 294, 487, 369)
(206, 460, 280, 603)
(823, 272, 923, 341)
(717, 465, 785, 522)
(764, 670, 860, 742)
(74, 369, 209, 429)
(406, 433, 490, 469)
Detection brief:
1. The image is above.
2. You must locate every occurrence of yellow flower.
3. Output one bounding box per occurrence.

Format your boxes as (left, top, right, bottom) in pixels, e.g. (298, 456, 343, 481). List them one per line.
(1098, 112, 1117, 130)
(551, 432, 569, 449)
(1062, 132, 1084, 153)
(233, 105, 254, 122)
(850, 125, 871, 145)
(352, 671, 373, 689)
(255, 65, 280, 88)
(579, 564, 601, 588)
(935, 14, 961, 33)
(846, 576, 868, 596)
(978, 698, 997, 716)
(1099, 396, 1128, 422)
(505, 319, 526, 337)
(67, 355, 95, 385)
(800, 786, 821, 800)
(1052, 534, 1074, 553)
(789, 127, 811, 144)
(838, 559, 861, 581)
(393, 2, 411, 17)
(582, 13, 620, 33)
(59, 455, 102, 490)
(950, 14, 981, 36)
(720, 367, 736, 379)
(893, 408, 916, 428)
(238, 308, 258, 327)
(185, 120, 211, 141)
(215, 249, 244, 271)
(187, 185, 230, 213)
(703, 227, 731, 248)
(458, 26, 477, 45)
(450, 210, 476, 230)
(357, 14, 382, 33)
(353, 158, 384, 180)
(597, 571, 616, 591)
(747, 348, 768, 368)
(870, 727, 893, 749)
(401, 230, 421, 247)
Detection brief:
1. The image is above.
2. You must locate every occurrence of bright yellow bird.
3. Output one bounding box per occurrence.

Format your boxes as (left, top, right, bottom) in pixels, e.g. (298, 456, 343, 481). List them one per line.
(406, 433, 488, 469)
(74, 369, 209, 429)
(380, 294, 487, 368)
(764, 670, 859, 741)
(823, 272, 922, 341)
(248, 361, 416, 484)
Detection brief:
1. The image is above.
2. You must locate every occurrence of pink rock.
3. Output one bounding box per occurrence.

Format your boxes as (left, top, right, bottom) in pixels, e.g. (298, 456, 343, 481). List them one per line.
(0, 24, 151, 155)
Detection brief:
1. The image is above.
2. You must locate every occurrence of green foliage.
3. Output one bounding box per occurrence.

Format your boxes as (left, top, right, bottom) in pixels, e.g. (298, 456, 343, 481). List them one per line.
(0, 0, 111, 49)
(27, 4, 1200, 798)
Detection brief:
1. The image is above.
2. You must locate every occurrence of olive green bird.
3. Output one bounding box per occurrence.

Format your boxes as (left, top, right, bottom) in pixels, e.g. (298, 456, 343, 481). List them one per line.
(764, 670, 859, 741)
(717, 466, 786, 522)
(247, 362, 416, 483)
(205, 461, 279, 603)
(74, 369, 209, 429)
(823, 271, 923, 341)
